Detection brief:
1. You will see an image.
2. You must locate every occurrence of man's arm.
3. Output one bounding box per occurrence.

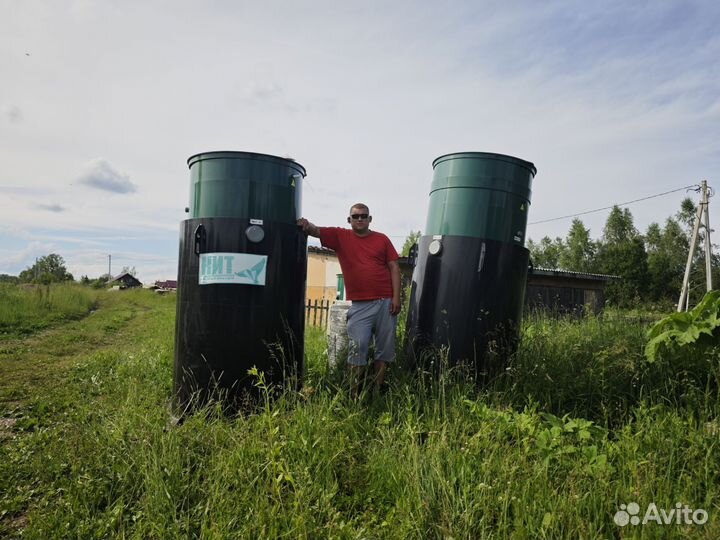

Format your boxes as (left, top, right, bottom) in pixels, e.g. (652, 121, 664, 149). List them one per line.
(388, 259, 401, 315)
(297, 218, 321, 238)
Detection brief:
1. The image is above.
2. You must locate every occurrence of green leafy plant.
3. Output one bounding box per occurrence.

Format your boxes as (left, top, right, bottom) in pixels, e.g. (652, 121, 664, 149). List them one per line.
(645, 290, 720, 362)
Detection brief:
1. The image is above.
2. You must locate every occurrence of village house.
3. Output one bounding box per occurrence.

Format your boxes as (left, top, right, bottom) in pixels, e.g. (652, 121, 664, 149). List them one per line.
(109, 272, 142, 289)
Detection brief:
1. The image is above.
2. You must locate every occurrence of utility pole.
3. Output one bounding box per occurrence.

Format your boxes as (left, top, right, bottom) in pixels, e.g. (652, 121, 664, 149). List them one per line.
(677, 180, 714, 311)
(108, 254, 112, 279)
(704, 185, 713, 292)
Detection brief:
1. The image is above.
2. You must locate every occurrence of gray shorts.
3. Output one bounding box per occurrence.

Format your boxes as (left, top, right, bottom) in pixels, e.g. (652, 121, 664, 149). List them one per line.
(346, 298, 397, 366)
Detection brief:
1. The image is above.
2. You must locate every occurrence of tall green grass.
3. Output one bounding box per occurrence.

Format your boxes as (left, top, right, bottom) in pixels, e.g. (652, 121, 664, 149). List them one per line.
(496, 312, 720, 427)
(0, 283, 98, 338)
(1, 295, 718, 538)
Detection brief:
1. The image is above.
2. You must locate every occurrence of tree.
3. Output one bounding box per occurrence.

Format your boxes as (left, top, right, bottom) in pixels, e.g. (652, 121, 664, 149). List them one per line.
(527, 236, 565, 268)
(526, 199, 718, 306)
(558, 218, 596, 272)
(401, 231, 421, 257)
(676, 197, 697, 233)
(645, 222, 662, 251)
(599, 237, 649, 306)
(645, 218, 688, 301)
(18, 254, 74, 284)
(596, 208, 648, 306)
(89, 273, 113, 289)
(0, 274, 19, 284)
(120, 266, 137, 277)
(603, 206, 638, 244)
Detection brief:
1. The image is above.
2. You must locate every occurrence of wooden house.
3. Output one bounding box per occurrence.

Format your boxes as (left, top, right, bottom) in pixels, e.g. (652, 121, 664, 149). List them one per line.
(110, 272, 142, 289)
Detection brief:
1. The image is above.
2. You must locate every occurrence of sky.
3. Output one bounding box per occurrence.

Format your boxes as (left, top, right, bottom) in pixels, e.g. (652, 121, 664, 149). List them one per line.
(1, 0, 719, 283)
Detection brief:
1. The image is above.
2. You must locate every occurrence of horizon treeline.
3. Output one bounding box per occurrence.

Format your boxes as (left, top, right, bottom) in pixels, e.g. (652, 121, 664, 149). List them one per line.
(527, 197, 719, 307)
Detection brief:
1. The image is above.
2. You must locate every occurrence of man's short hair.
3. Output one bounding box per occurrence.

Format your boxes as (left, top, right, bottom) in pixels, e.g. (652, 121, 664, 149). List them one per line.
(349, 203, 369, 214)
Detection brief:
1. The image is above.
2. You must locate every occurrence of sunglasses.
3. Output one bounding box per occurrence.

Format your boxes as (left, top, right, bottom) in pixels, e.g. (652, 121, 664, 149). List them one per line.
(350, 213, 369, 220)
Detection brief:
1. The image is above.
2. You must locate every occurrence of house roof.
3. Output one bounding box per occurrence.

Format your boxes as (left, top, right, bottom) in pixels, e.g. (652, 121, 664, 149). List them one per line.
(308, 245, 337, 255)
(110, 272, 142, 283)
(531, 267, 619, 281)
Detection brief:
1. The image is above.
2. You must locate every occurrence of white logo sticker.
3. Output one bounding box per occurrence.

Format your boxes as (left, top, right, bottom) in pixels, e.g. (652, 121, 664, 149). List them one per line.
(199, 252, 268, 286)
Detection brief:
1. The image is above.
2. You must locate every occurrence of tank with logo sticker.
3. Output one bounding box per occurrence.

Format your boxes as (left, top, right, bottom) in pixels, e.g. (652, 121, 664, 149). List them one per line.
(174, 151, 307, 412)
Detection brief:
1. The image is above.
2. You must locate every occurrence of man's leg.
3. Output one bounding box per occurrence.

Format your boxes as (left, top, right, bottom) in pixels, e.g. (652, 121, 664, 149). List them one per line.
(373, 360, 387, 387)
(346, 302, 374, 398)
(349, 365, 366, 399)
(373, 298, 397, 392)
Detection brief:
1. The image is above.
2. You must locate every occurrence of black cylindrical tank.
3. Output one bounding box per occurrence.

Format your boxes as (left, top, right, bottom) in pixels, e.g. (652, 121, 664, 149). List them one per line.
(174, 151, 307, 411)
(406, 152, 536, 378)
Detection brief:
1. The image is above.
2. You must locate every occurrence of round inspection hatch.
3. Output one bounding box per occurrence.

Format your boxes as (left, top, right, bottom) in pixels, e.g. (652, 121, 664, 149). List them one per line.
(428, 239, 442, 256)
(245, 225, 265, 243)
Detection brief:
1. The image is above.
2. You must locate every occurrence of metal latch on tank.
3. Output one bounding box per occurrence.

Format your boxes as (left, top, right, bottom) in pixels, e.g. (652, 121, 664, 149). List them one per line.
(408, 243, 419, 267)
(194, 224, 206, 255)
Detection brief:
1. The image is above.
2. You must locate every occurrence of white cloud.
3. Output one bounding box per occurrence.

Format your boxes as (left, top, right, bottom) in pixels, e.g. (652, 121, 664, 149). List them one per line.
(0, 241, 57, 273)
(77, 159, 136, 194)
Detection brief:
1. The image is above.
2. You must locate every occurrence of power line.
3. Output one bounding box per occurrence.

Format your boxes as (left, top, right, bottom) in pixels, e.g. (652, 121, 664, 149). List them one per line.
(313, 182, 703, 240)
(528, 184, 699, 226)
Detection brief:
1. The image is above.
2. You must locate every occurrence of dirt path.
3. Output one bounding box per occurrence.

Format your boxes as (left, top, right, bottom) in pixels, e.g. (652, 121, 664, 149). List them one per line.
(0, 291, 170, 420)
(0, 291, 175, 537)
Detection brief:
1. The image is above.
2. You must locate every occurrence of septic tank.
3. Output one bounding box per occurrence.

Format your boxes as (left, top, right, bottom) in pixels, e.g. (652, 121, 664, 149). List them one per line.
(174, 151, 307, 411)
(406, 152, 536, 378)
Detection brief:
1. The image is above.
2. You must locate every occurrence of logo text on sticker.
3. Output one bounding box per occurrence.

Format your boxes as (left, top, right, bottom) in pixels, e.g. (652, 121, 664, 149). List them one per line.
(199, 252, 268, 286)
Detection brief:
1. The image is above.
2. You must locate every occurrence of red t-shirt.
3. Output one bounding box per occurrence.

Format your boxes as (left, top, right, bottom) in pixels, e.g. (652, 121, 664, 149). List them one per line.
(319, 227, 399, 301)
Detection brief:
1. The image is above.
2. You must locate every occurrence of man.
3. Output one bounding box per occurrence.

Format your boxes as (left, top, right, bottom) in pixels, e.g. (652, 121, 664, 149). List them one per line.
(298, 203, 401, 396)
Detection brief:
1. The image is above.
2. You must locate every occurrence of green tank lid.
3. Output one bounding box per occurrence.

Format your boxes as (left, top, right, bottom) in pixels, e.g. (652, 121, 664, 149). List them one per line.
(187, 151, 306, 223)
(425, 152, 536, 244)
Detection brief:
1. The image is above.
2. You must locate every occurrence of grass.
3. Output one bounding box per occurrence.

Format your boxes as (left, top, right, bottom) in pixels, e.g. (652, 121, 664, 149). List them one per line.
(497, 312, 720, 428)
(0, 288, 718, 538)
(0, 283, 98, 339)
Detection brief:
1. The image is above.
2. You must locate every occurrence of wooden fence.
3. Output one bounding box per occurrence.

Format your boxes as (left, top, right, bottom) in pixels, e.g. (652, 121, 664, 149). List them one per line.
(305, 299, 331, 328)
